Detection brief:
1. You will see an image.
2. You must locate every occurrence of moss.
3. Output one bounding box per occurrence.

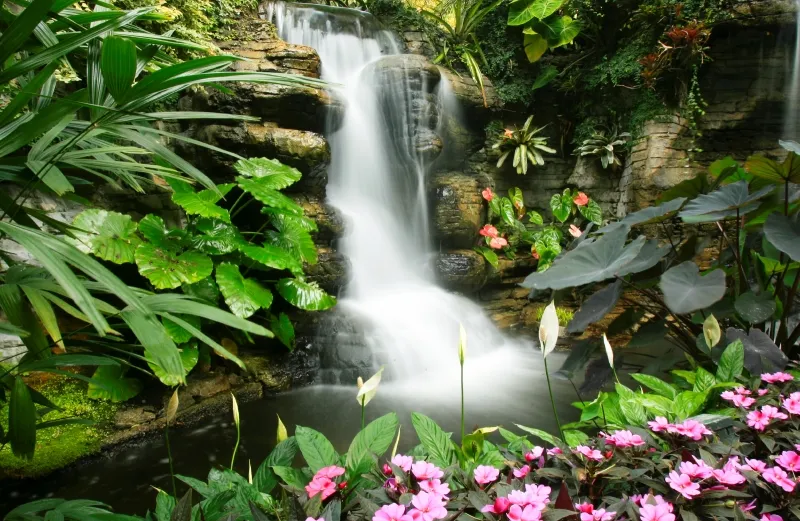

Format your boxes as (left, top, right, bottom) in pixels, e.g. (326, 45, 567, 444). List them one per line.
(0, 377, 119, 478)
(533, 305, 575, 325)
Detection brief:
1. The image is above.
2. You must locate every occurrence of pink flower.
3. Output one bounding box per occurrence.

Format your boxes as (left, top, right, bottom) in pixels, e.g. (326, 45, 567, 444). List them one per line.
(639, 503, 675, 521)
(474, 465, 500, 486)
(573, 192, 589, 206)
(479, 224, 499, 238)
(761, 372, 794, 383)
(524, 483, 552, 505)
(672, 419, 712, 440)
(758, 389, 769, 396)
(489, 236, 508, 249)
(392, 454, 413, 472)
(761, 515, 783, 521)
(306, 518, 324, 521)
(776, 450, 800, 471)
(547, 447, 563, 456)
(508, 490, 532, 506)
(410, 492, 448, 521)
(530, 247, 540, 260)
(679, 460, 713, 480)
(712, 467, 746, 485)
(721, 390, 755, 408)
(373, 504, 415, 521)
(507, 504, 543, 521)
(783, 392, 800, 415)
(633, 494, 670, 507)
(481, 497, 511, 515)
(316, 465, 345, 479)
(411, 461, 443, 481)
(648, 417, 672, 432)
(575, 504, 615, 521)
(762, 466, 797, 493)
(744, 458, 767, 473)
(606, 430, 646, 448)
(305, 476, 336, 499)
(575, 445, 604, 461)
(526, 446, 544, 461)
(482, 188, 494, 201)
(513, 465, 531, 478)
(666, 471, 701, 499)
(569, 224, 582, 238)
(749, 405, 789, 431)
(418, 479, 450, 498)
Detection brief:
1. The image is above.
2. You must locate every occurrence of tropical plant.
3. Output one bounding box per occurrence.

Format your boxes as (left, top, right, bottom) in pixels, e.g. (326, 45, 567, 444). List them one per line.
(421, 0, 503, 106)
(476, 186, 602, 271)
(506, 0, 581, 63)
(493, 116, 556, 174)
(574, 126, 631, 170)
(524, 141, 800, 394)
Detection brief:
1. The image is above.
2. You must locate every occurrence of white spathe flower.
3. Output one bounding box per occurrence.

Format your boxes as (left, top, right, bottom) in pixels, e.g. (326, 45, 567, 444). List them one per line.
(458, 323, 467, 365)
(703, 314, 721, 348)
(538, 301, 559, 358)
(231, 393, 240, 427)
(603, 333, 614, 369)
(356, 366, 384, 407)
(166, 388, 179, 425)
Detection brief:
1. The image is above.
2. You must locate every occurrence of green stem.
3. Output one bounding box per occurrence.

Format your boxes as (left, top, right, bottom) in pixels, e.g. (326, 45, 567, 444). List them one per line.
(460, 362, 465, 441)
(360, 398, 365, 430)
(165, 424, 177, 497)
(543, 355, 563, 439)
(230, 421, 240, 471)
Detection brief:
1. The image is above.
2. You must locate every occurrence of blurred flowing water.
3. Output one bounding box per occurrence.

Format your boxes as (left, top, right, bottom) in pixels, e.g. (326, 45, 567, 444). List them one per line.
(785, 0, 800, 139)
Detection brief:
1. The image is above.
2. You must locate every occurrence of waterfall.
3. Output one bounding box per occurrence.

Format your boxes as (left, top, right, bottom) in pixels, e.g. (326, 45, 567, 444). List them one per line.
(785, 0, 800, 139)
(263, 2, 549, 404)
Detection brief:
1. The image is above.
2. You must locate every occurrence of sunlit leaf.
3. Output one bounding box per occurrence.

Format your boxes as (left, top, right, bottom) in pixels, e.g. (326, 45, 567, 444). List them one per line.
(276, 278, 336, 311)
(216, 263, 273, 318)
(71, 209, 141, 264)
(135, 243, 213, 289)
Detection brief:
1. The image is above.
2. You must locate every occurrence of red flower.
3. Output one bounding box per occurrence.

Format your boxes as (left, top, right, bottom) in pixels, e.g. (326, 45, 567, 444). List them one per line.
(482, 187, 494, 201)
(479, 224, 499, 238)
(573, 192, 589, 206)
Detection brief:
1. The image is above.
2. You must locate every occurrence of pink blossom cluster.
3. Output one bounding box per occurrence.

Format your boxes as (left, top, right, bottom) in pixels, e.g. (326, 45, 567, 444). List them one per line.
(305, 465, 346, 500)
(479, 224, 508, 249)
(603, 430, 646, 448)
(783, 391, 800, 415)
(376, 456, 450, 521)
(746, 405, 788, 431)
(575, 503, 615, 521)
(721, 387, 756, 408)
(631, 495, 675, 521)
(761, 372, 794, 384)
(762, 461, 798, 493)
(574, 445, 606, 462)
(647, 417, 713, 440)
(666, 457, 746, 499)
(481, 484, 552, 521)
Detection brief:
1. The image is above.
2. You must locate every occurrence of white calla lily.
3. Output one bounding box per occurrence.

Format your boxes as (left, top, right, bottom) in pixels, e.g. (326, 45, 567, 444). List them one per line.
(538, 301, 559, 358)
(458, 323, 467, 365)
(356, 366, 384, 406)
(603, 333, 614, 369)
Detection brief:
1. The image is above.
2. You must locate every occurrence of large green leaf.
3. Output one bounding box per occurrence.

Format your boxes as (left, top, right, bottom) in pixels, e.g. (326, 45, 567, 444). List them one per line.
(266, 215, 318, 265)
(238, 242, 304, 275)
(139, 214, 192, 252)
(566, 280, 622, 334)
(0, 0, 56, 66)
(101, 35, 137, 101)
(615, 383, 648, 426)
(87, 365, 143, 402)
(253, 437, 299, 494)
(237, 177, 303, 215)
(345, 413, 399, 481)
(192, 218, 241, 255)
(146, 343, 199, 386)
(578, 199, 602, 225)
(121, 309, 184, 383)
(411, 412, 456, 468)
(679, 182, 774, 223)
(673, 391, 706, 420)
(533, 14, 580, 48)
(726, 327, 788, 374)
(169, 178, 235, 222)
(660, 261, 726, 314)
(271, 313, 295, 351)
(295, 426, 340, 472)
(162, 314, 202, 343)
(630, 374, 678, 399)
(508, 0, 565, 25)
(182, 278, 221, 305)
(601, 198, 686, 234)
(716, 340, 744, 382)
(764, 213, 800, 261)
(276, 278, 336, 311)
(523, 33, 549, 63)
(745, 153, 800, 184)
(135, 243, 213, 289)
(734, 291, 776, 324)
(9, 377, 37, 459)
(234, 158, 302, 190)
(216, 263, 273, 319)
(71, 209, 141, 264)
(549, 192, 571, 222)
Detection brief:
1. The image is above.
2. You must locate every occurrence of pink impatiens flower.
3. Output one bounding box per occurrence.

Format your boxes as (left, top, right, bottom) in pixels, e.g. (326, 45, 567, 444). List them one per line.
(525, 446, 545, 467)
(679, 460, 713, 480)
(761, 372, 794, 384)
(744, 458, 767, 473)
(306, 518, 324, 521)
(761, 515, 783, 521)
(639, 503, 675, 521)
(418, 479, 450, 498)
(410, 492, 448, 521)
(569, 224, 582, 238)
(513, 465, 531, 478)
(305, 476, 336, 499)
(547, 447, 563, 456)
(666, 471, 701, 499)
(573, 192, 589, 206)
(672, 419, 713, 440)
(392, 454, 413, 472)
(762, 466, 797, 493)
(783, 391, 800, 415)
(606, 430, 646, 448)
(316, 465, 346, 479)
(648, 417, 673, 432)
(474, 465, 500, 486)
(712, 467, 746, 485)
(776, 450, 800, 472)
(575, 504, 615, 521)
(373, 504, 415, 521)
(748, 405, 789, 431)
(482, 187, 494, 201)
(479, 224, 499, 238)
(575, 445, 604, 461)
(721, 390, 756, 408)
(481, 497, 511, 515)
(489, 236, 508, 249)
(411, 461, 443, 481)
(507, 504, 543, 521)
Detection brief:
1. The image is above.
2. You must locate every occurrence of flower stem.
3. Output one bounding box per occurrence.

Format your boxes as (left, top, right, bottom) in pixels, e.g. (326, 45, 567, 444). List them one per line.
(360, 398, 365, 430)
(460, 362, 465, 441)
(543, 355, 563, 439)
(165, 424, 176, 497)
(230, 421, 240, 471)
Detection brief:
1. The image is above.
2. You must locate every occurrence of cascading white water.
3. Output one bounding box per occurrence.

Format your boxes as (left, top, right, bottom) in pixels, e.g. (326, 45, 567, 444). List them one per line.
(264, 2, 553, 402)
(784, 0, 800, 139)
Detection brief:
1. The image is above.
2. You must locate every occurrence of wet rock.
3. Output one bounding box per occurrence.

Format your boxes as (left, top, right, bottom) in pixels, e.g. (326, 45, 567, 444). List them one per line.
(114, 406, 157, 430)
(429, 172, 484, 249)
(366, 54, 442, 90)
(439, 67, 500, 120)
(304, 247, 351, 293)
(434, 249, 488, 293)
(292, 194, 347, 245)
(185, 373, 231, 399)
(241, 348, 319, 392)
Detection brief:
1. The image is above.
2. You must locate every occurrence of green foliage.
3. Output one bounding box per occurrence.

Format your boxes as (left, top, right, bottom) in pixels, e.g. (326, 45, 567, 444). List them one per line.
(492, 116, 556, 174)
(574, 126, 630, 170)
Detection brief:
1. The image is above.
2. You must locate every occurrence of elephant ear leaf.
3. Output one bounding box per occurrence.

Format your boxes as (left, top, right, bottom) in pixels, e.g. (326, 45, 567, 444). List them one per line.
(71, 209, 141, 264)
(276, 278, 336, 311)
(267, 214, 318, 265)
(764, 213, 800, 262)
(146, 342, 199, 386)
(167, 178, 235, 222)
(135, 244, 213, 290)
(215, 262, 273, 319)
(87, 365, 143, 402)
(660, 261, 726, 314)
(234, 157, 302, 190)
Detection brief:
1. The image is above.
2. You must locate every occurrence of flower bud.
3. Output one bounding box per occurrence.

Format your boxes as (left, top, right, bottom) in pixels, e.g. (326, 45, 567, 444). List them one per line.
(338, 481, 348, 490)
(383, 463, 393, 475)
(493, 497, 510, 514)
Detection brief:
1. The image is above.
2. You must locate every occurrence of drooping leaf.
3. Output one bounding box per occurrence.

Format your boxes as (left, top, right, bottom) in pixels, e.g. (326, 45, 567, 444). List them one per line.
(532, 14, 580, 48)
(295, 426, 340, 472)
(630, 374, 678, 399)
(87, 365, 143, 402)
(600, 198, 686, 234)
(734, 291, 776, 324)
(567, 280, 622, 333)
(9, 377, 36, 459)
(523, 33, 549, 63)
(276, 278, 336, 311)
(660, 262, 726, 314)
(678, 181, 773, 223)
(71, 209, 141, 264)
(725, 328, 788, 374)
(532, 66, 558, 91)
(234, 157, 302, 190)
(614, 239, 670, 277)
(764, 213, 800, 261)
(411, 412, 456, 468)
(745, 152, 800, 183)
(271, 313, 295, 351)
(135, 244, 213, 289)
(216, 263, 273, 319)
(549, 192, 572, 223)
(253, 437, 299, 494)
(508, 0, 565, 25)
(237, 177, 303, 215)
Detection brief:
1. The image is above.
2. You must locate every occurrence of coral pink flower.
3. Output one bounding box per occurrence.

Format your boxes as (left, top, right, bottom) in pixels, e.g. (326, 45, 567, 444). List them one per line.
(524, 483, 552, 505)
(316, 466, 346, 479)
(373, 504, 415, 521)
(474, 465, 500, 486)
(761, 372, 794, 383)
(504, 129, 514, 138)
(761, 515, 783, 521)
(747, 409, 772, 431)
(489, 237, 508, 249)
(513, 465, 531, 478)
(410, 492, 448, 521)
(569, 224, 582, 237)
(762, 466, 797, 492)
(392, 454, 413, 472)
(573, 192, 589, 206)
(672, 419, 713, 440)
(306, 476, 336, 499)
(639, 503, 675, 521)
(679, 460, 713, 480)
(744, 458, 767, 473)
(783, 392, 800, 415)
(575, 445, 604, 461)
(479, 224, 499, 238)
(481, 497, 511, 514)
(507, 504, 543, 521)
(776, 450, 800, 471)
(306, 518, 324, 521)
(721, 390, 755, 408)
(648, 417, 672, 432)
(606, 430, 646, 448)
(666, 471, 701, 499)
(508, 490, 532, 506)
(418, 479, 450, 498)
(482, 187, 494, 201)
(411, 461, 443, 481)
(712, 467, 746, 485)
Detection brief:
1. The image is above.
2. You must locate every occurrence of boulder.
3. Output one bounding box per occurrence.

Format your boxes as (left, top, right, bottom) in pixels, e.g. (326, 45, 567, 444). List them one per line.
(185, 373, 231, 399)
(429, 172, 484, 249)
(304, 247, 351, 293)
(113, 406, 157, 430)
(241, 348, 319, 392)
(292, 194, 347, 245)
(439, 67, 501, 120)
(434, 249, 488, 293)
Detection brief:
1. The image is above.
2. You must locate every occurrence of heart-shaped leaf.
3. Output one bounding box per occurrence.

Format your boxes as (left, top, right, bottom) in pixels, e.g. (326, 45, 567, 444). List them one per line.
(745, 152, 800, 183)
(237, 177, 303, 215)
(87, 365, 143, 402)
(168, 178, 234, 222)
(192, 218, 242, 255)
(764, 213, 800, 261)
(725, 327, 788, 374)
(146, 342, 199, 386)
(234, 158, 302, 190)
(523, 33, 549, 63)
(660, 261, 726, 314)
(734, 291, 776, 324)
(567, 280, 622, 333)
(679, 181, 773, 223)
(135, 243, 213, 289)
(266, 214, 318, 265)
(276, 278, 336, 311)
(578, 199, 602, 225)
(139, 214, 191, 252)
(216, 263, 273, 319)
(508, 0, 565, 25)
(71, 209, 141, 264)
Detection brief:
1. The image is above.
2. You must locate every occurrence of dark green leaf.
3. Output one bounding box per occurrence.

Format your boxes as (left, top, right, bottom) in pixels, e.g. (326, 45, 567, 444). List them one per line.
(734, 291, 776, 324)
(411, 412, 456, 468)
(87, 365, 143, 402)
(270, 313, 295, 351)
(101, 36, 137, 101)
(679, 181, 773, 223)
(660, 262, 726, 314)
(9, 377, 36, 459)
(725, 327, 787, 374)
(295, 425, 340, 472)
(254, 437, 298, 494)
(566, 280, 621, 333)
(764, 213, 800, 261)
